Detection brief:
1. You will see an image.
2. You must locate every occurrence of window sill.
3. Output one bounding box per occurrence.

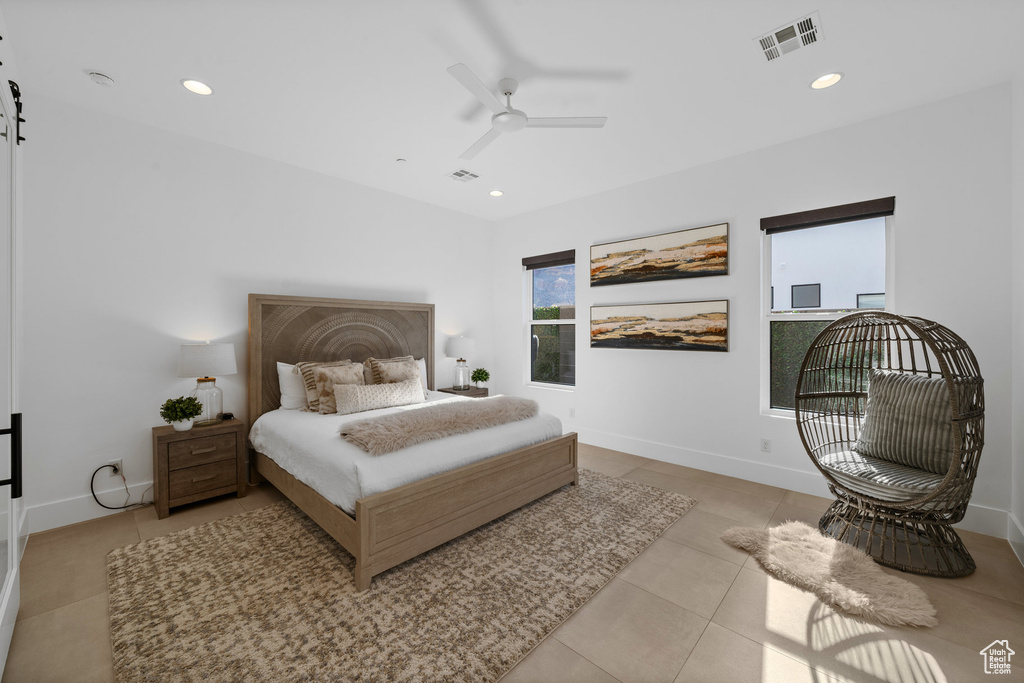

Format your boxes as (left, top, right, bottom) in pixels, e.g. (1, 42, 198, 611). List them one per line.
(526, 382, 575, 393)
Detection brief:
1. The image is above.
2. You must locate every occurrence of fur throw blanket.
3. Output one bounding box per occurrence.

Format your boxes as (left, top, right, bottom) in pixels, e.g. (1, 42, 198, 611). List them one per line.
(340, 395, 539, 455)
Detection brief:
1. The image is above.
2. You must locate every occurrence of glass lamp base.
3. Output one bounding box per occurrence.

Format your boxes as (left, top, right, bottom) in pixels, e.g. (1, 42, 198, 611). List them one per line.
(452, 359, 470, 391)
(192, 378, 224, 427)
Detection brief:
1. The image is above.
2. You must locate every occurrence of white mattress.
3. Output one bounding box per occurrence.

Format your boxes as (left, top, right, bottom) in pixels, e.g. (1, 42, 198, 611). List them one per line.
(248, 391, 564, 514)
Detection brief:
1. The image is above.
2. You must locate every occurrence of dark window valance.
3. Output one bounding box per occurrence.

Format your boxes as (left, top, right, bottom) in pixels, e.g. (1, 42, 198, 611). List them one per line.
(522, 249, 575, 270)
(761, 197, 895, 235)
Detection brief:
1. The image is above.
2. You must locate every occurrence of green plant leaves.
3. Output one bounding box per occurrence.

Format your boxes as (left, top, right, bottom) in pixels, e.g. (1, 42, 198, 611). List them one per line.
(159, 395, 204, 423)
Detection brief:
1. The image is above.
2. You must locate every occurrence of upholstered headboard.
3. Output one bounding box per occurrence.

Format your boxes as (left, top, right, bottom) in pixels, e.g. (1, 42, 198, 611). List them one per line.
(247, 294, 434, 421)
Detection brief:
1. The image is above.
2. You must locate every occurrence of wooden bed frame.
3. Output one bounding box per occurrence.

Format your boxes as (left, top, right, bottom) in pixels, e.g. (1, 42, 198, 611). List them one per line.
(247, 293, 578, 590)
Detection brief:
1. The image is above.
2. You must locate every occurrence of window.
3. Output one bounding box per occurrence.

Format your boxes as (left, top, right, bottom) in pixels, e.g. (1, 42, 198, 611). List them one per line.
(857, 292, 885, 309)
(791, 283, 821, 308)
(523, 250, 575, 386)
(763, 197, 893, 411)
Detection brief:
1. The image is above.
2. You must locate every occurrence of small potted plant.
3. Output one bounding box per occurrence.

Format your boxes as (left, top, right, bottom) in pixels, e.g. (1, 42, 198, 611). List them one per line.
(471, 368, 490, 388)
(160, 396, 203, 432)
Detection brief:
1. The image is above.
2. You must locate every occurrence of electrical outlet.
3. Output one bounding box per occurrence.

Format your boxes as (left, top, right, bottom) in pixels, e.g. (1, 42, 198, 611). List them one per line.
(108, 459, 123, 477)
(569, 407, 575, 418)
(760, 438, 772, 453)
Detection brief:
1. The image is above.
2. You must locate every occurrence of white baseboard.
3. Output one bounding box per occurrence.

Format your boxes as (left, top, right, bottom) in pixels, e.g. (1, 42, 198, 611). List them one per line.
(1009, 513, 1024, 568)
(577, 426, 833, 497)
(26, 480, 154, 534)
(576, 427, 1012, 539)
(20, 439, 1024, 550)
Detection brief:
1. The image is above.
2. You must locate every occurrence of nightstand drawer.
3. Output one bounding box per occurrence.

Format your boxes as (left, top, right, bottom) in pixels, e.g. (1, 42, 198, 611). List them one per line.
(167, 433, 236, 470)
(168, 459, 237, 500)
(154, 418, 246, 519)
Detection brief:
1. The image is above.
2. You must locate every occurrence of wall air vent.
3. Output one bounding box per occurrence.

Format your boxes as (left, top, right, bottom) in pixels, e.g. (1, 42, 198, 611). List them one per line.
(447, 169, 479, 182)
(755, 11, 822, 62)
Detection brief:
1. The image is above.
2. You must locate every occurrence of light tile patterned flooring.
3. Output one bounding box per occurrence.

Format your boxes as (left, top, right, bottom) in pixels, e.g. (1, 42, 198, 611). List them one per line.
(5, 443, 1024, 682)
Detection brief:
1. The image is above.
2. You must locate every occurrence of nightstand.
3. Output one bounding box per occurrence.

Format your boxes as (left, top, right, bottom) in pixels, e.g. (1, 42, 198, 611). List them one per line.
(152, 418, 247, 519)
(438, 386, 489, 398)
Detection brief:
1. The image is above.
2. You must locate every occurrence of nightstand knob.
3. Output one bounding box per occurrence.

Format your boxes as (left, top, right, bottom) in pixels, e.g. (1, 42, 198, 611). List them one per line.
(191, 446, 217, 455)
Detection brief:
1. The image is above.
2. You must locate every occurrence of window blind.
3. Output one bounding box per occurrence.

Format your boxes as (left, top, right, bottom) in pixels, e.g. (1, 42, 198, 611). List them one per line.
(761, 197, 895, 235)
(522, 249, 575, 270)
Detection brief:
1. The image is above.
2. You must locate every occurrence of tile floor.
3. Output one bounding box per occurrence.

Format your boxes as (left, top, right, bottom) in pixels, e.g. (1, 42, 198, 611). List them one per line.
(5, 444, 1023, 682)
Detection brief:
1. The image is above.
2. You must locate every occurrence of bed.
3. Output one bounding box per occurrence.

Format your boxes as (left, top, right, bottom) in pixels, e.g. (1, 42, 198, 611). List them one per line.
(247, 293, 578, 590)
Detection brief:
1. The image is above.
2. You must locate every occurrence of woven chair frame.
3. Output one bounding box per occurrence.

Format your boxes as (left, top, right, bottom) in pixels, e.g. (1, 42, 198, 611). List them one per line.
(794, 311, 984, 577)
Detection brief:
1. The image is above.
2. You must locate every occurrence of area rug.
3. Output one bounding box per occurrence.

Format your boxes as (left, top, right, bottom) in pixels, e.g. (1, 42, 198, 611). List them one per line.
(108, 468, 696, 682)
(721, 520, 937, 627)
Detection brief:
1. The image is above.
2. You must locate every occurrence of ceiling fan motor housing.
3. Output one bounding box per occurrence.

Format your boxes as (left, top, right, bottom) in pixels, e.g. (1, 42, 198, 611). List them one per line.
(492, 109, 528, 132)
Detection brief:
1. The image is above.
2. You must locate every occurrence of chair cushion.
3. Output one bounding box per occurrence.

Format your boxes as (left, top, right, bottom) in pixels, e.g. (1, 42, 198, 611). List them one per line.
(853, 370, 952, 475)
(818, 450, 955, 508)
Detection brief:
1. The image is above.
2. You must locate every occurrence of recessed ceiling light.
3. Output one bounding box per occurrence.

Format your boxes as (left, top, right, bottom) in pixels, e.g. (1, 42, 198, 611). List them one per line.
(489, 190, 503, 197)
(810, 72, 843, 90)
(181, 79, 214, 95)
(87, 71, 115, 87)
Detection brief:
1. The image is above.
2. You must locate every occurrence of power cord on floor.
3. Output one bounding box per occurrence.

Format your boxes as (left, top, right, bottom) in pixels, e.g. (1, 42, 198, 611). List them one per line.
(90, 464, 152, 511)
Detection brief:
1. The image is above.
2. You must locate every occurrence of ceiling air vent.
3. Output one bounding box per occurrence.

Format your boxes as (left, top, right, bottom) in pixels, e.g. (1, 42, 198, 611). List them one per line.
(447, 169, 479, 182)
(755, 11, 822, 62)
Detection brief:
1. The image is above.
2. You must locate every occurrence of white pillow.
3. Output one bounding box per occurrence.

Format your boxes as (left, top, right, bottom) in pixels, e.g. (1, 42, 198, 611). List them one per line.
(417, 357, 428, 392)
(277, 362, 307, 410)
(334, 378, 425, 416)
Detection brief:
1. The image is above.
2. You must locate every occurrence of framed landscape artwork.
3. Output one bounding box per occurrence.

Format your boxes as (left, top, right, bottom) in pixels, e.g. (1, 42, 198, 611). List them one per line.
(590, 223, 728, 287)
(590, 300, 728, 352)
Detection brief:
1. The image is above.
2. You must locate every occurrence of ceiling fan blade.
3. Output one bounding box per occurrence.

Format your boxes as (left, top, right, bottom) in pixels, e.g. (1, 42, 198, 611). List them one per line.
(447, 64, 509, 116)
(459, 128, 503, 160)
(526, 117, 608, 128)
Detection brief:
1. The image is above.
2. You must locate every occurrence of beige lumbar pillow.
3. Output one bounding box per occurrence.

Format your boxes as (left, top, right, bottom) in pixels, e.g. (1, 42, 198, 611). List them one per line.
(294, 360, 353, 412)
(364, 356, 426, 395)
(334, 378, 425, 416)
(314, 364, 365, 414)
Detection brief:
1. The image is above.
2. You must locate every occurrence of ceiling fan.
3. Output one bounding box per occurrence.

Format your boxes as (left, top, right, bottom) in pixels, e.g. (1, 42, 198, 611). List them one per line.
(447, 63, 608, 160)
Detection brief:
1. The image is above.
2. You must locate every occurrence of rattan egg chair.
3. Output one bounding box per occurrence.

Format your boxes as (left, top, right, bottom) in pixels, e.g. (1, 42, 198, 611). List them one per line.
(795, 311, 984, 577)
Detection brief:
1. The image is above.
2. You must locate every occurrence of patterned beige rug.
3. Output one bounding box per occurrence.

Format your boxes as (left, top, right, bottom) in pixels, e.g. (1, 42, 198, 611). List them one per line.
(107, 468, 696, 682)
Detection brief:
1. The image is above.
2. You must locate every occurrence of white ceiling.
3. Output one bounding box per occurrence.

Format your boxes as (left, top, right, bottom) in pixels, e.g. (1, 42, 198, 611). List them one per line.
(2, 0, 1023, 222)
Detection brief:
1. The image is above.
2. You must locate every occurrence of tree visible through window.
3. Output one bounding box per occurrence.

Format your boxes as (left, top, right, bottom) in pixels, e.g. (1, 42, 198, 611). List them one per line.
(524, 251, 575, 386)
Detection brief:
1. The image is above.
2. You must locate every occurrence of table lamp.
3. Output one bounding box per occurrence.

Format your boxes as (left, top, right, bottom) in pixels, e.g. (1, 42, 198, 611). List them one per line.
(444, 336, 475, 390)
(177, 342, 237, 426)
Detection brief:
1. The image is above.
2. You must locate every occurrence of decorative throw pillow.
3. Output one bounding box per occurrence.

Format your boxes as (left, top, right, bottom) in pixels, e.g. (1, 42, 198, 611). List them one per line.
(276, 362, 308, 410)
(334, 378, 426, 416)
(314, 363, 365, 414)
(364, 355, 418, 383)
(294, 360, 353, 412)
(854, 370, 952, 475)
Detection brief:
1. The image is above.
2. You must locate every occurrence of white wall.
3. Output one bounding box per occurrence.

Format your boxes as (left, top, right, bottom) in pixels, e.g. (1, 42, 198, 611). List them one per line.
(19, 84, 1021, 542)
(22, 96, 494, 532)
(1011, 74, 1024, 562)
(491, 84, 1014, 537)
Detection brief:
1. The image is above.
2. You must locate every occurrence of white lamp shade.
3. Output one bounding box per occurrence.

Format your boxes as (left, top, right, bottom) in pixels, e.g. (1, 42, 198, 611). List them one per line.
(444, 336, 475, 360)
(177, 342, 238, 378)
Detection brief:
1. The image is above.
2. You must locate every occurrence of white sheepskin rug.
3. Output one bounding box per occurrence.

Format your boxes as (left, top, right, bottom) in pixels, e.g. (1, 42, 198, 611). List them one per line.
(721, 521, 937, 627)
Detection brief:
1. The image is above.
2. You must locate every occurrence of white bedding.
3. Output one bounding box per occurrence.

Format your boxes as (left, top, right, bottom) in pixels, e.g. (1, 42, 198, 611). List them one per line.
(248, 391, 564, 514)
